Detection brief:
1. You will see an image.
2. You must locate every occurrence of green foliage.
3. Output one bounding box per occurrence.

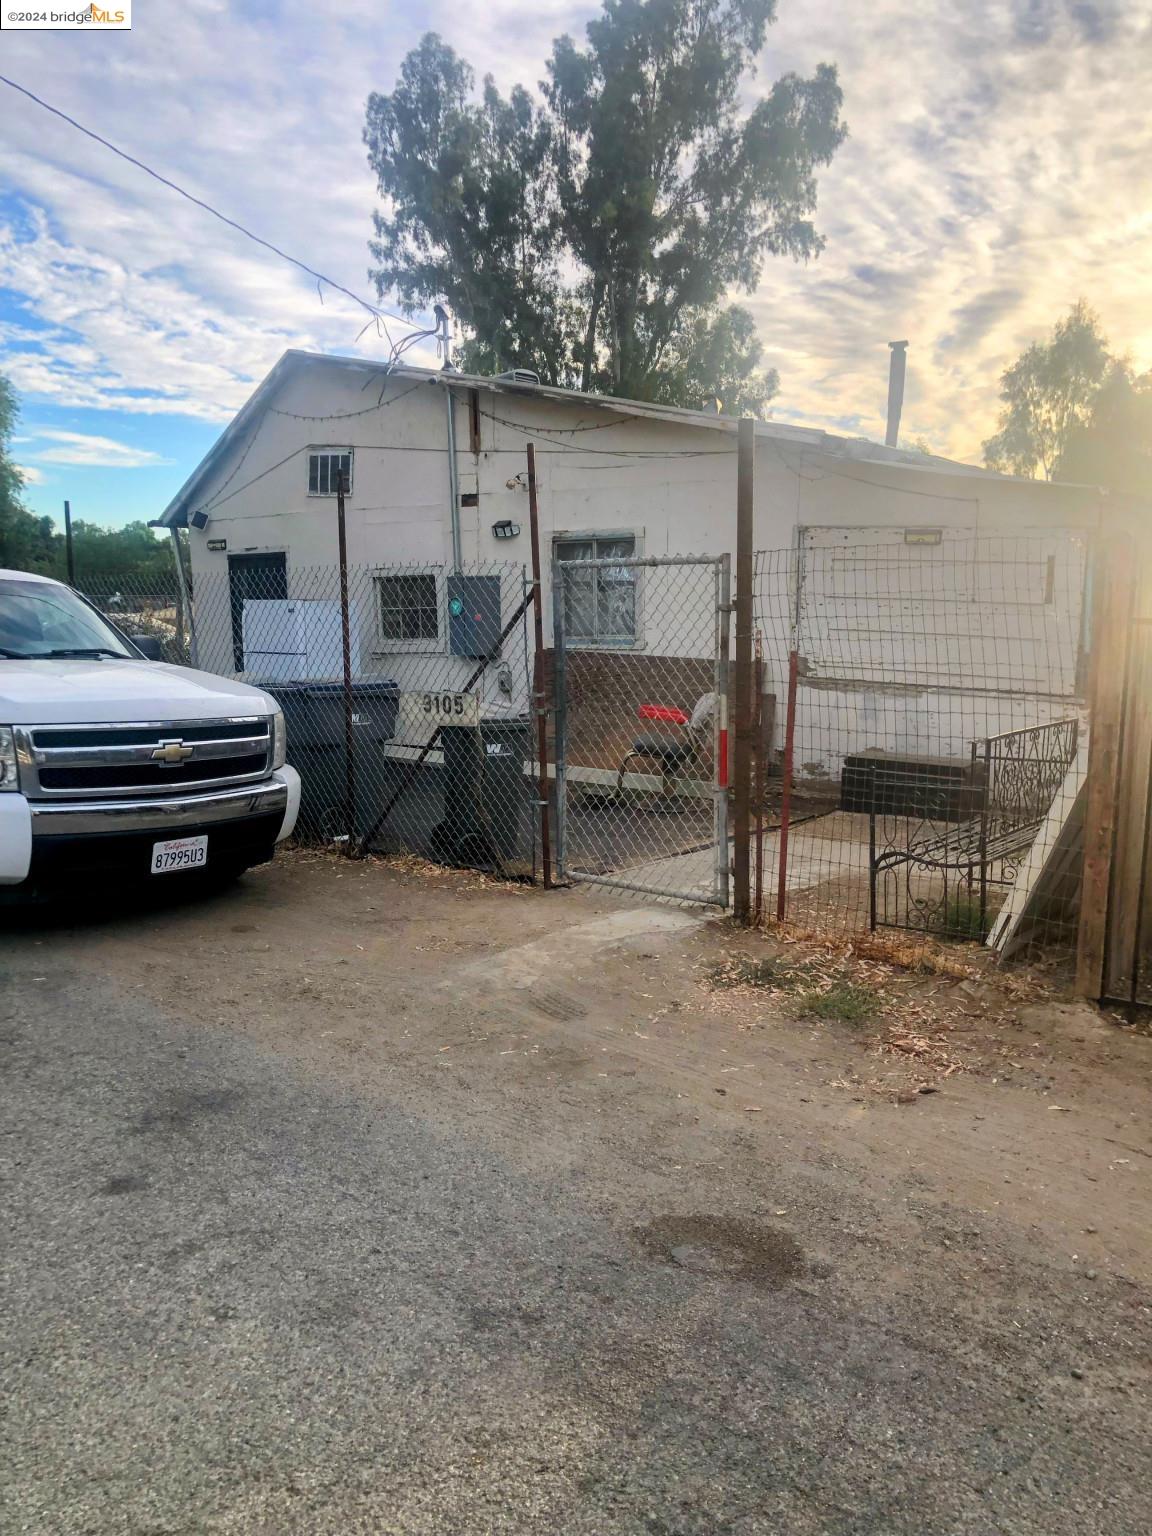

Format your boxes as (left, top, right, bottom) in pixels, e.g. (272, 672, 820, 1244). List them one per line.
(364, 1, 846, 411)
(0, 372, 175, 588)
(983, 301, 1110, 480)
(648, 305, 780, 416)
(0, 376, 57, 575)
(1056, 362, 1152, 499)
(365, 35, 579, 387)
(65, 520, 176, 589)
(934, 890, 987, 941)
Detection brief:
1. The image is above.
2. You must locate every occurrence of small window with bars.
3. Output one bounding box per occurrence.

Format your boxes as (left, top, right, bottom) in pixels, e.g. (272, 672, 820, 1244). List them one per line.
(308, 449, 353, 496)
(376, 572, 440, 644)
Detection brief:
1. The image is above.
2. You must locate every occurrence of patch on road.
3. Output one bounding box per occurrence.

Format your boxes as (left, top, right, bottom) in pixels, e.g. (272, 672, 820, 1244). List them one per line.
(96, 1173, 149, 1196)
(637, 1213, 805, 1288)
(452, 907, 700, 991)
(130, 1086, 243, 1135)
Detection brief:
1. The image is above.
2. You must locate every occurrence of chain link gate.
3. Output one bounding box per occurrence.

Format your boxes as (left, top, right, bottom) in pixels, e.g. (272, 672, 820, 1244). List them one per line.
(552, 554, 731, 907)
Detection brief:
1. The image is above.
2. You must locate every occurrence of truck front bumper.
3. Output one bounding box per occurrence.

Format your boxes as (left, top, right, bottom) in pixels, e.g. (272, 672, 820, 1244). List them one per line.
(0, 768, 300, 889)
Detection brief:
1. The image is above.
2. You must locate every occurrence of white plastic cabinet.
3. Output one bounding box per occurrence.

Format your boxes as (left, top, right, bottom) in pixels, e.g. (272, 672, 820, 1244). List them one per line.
(241, 599, 351, 681)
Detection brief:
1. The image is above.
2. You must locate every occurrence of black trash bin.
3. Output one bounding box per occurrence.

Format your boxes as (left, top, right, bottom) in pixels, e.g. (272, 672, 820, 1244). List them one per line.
(270, 679, 400, 842)
(431, 716, 535, 875)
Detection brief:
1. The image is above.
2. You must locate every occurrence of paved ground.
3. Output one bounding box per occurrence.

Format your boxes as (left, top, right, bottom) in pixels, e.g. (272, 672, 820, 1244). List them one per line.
(616, 811, 871, 908)
(3, 851, 1151, 1534)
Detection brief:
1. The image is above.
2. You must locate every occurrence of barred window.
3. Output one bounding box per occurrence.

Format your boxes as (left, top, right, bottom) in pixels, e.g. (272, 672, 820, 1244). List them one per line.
(377, 572, 439, 643)
(556, 534, 637, 645)
(308, 450, 353, 496)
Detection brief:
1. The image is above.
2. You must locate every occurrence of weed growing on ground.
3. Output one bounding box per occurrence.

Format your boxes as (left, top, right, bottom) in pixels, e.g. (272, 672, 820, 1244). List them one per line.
(794, 982, 881, 1023)
(706, 955, 806, 990)
(934, 890, 990, 941)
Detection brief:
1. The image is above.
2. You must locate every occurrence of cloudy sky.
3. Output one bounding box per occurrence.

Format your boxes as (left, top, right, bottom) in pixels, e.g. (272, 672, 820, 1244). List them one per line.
(1, 0, 1149, 528)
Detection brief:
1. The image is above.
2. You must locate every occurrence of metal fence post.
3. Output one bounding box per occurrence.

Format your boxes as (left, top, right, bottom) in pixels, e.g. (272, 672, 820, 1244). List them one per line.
(63, 499, 75, 586)
(732, 418, 755, 922)
(714, 553, 732, 908)
(552, 558, 569, 882)
(753, 634, 765, 923)
(775, 648, 799, 923)
(978, 738, 991, 934)
(335, 470, 357, 856)
(525, 444, 554, 889)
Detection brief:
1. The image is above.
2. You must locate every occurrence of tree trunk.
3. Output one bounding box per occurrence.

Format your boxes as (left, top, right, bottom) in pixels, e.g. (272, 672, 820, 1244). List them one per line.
(581, 277, 604, 392)
(606, 276, 623, 392)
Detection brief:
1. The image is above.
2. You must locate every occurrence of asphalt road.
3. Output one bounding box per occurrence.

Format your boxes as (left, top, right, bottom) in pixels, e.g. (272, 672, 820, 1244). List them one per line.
(2, 890, 1150, 1535)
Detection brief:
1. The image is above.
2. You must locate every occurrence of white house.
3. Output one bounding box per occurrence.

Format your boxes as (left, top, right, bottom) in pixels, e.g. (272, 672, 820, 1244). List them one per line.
(156, 351, 1105, 776)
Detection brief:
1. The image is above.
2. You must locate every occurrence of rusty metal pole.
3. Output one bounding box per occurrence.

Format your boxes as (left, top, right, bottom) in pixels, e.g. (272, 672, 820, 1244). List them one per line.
(712, 554, 732, 907)
(335, 470, 357, 856)
(753, 635, 765, 924)
(776, 648, 799, 922)
(732, 418, 755, 922)
(63, 500, 75, 585)
(525, 444, 554, 889)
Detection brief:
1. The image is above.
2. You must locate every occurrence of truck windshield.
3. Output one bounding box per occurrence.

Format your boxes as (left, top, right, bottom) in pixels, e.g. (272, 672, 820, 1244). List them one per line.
(0, 579, 135, 660)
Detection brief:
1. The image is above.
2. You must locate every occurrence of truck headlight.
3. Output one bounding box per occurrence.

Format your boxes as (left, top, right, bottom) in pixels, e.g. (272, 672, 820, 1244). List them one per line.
(0, 727, 18, 792)
(270, 710, 286, 770)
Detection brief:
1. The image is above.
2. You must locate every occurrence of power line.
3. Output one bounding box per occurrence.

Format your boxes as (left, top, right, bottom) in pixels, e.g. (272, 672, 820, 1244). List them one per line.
(0, 72, 418, 344)
(478, 408, 732, 457)
(268, 378, 426, 424)
(182, 434, 736, 522)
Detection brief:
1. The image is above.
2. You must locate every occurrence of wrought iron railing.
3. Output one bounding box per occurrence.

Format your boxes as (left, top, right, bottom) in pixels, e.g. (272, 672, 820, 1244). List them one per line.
(868, 717, 1081, 939)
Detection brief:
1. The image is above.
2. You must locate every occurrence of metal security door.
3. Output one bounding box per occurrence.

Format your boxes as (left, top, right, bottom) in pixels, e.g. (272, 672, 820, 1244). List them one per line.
(227, 551, 287, 671)
(552, 554, 730, 907)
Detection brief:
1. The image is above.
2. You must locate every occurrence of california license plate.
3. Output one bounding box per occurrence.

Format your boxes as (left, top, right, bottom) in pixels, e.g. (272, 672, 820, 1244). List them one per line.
(150, 835, 208, 874)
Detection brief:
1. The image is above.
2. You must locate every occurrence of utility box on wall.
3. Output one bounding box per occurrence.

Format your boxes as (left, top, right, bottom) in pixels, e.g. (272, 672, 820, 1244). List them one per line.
(447, 573, 502, 659)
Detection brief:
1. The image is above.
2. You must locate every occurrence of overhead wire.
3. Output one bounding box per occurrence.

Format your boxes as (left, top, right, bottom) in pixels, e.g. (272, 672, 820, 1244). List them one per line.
(0, 72, 420, 346)
(477, 407, 732, 457)
(181, 432, 738, 524)
(468, 406, 635, 434)
(773, 446, 981, 504)
(268, 377, 427, 424)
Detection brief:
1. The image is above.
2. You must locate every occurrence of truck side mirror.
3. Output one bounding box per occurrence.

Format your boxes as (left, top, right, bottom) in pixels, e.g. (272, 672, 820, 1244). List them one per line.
(131, 635, 165, 661)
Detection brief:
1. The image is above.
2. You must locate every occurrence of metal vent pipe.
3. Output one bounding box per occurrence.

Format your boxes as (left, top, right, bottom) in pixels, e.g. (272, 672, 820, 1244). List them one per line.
(885, 340, 909, 447)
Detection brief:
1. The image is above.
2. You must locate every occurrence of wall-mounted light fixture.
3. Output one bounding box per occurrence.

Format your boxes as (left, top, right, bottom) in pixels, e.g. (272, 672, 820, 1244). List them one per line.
(492, 519, 521, 541)
(189, 509, 210, 530)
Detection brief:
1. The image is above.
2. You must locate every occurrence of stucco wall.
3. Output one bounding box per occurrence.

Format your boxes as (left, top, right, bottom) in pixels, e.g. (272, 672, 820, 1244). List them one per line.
(181, 358, 1101, 777)
(185, 356, 1100, 589)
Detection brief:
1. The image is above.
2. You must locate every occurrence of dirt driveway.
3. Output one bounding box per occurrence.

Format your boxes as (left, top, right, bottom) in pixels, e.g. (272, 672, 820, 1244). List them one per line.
(3, 849, 1151, 1533)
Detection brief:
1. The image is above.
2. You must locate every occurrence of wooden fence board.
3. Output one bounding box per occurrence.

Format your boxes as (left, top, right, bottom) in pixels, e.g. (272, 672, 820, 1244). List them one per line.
(1075, 534, 1135, 999)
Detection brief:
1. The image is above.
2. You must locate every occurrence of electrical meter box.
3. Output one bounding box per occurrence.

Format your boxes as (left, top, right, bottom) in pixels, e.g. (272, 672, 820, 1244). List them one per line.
(447, 573, 502, 659)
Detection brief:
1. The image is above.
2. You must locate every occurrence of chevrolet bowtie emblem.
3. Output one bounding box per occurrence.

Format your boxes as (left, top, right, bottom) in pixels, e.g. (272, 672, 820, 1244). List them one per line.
(152, 740, 194, 766)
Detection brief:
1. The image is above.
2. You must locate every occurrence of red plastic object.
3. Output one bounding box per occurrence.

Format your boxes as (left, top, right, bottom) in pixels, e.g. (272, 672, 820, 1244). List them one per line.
(637, 704, 690, 725)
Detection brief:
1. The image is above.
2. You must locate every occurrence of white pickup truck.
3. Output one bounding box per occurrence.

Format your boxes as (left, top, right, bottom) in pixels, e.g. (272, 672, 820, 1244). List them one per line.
(0, 568, 299, 900)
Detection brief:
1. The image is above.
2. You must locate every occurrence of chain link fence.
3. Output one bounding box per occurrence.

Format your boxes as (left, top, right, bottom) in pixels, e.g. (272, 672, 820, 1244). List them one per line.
(77, 528, 1095, 952)
(81, 582, 191, 666)
(752, 532, 1091, 960)
(87, 561, 545, 878)
(551, 555, 729, 906)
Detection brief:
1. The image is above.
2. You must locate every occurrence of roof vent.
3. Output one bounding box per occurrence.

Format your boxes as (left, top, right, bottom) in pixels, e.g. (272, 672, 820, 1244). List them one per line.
(495, 369, 541, 386)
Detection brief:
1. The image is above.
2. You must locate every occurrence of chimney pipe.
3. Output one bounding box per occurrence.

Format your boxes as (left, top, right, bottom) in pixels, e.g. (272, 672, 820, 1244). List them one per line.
(885, 340, 908, 447)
